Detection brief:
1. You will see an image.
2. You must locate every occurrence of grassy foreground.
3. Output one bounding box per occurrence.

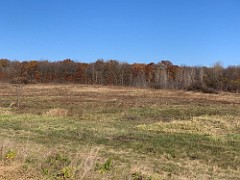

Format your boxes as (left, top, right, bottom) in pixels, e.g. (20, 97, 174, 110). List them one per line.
(0, 83, 240, 179)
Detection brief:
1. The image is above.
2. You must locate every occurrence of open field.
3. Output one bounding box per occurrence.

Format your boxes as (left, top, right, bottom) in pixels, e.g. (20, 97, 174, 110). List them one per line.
(0, 83, 240, 179)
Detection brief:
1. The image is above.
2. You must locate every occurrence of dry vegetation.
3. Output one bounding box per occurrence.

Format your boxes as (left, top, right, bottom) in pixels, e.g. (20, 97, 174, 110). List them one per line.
(0, 83, 240, 179)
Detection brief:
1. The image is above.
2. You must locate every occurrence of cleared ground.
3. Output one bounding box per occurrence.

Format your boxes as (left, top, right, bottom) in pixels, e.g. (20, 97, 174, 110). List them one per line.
(0, 83, 240, 179)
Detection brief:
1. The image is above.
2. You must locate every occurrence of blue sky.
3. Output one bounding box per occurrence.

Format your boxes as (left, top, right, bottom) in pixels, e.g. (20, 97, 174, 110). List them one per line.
(0, 0, 239, 66)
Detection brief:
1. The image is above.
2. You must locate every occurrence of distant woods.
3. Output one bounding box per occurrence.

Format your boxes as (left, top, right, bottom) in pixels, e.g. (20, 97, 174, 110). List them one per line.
(0, 59, 240, 93)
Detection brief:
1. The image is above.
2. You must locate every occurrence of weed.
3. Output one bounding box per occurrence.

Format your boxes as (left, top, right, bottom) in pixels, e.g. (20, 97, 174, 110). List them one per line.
(5, 150, 17, 160)
(41, 153, 72, 178)
(131, 172, 152, 180)
(95, 157, 113, 174)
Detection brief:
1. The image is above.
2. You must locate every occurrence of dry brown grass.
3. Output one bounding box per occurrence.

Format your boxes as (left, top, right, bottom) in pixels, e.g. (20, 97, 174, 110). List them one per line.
(45, 108, 68, 117)
(0, 108, 12, 115)
(1, 83, 239, 110)
(0, 83, 239, 179)
(0, 163, 39, 180)
(136, 115, 240, 137)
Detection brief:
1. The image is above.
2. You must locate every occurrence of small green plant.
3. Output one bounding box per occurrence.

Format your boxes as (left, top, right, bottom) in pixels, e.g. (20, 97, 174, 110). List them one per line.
(95, 158, 113, 174)
(20, 164, 29, 173)
(5, 150, 17, 160)
(60, 166, 73, 178)
(41, 153, 72, 178)
(131, 172, 152, 180)
(42, 168, 49, 175)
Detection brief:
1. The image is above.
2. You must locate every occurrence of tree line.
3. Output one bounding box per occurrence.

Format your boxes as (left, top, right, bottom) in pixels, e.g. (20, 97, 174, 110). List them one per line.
(0, 59, 239, 93)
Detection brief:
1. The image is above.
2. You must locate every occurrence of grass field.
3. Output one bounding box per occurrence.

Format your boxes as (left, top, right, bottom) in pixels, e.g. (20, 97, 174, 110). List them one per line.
(0, 83, 240, 179)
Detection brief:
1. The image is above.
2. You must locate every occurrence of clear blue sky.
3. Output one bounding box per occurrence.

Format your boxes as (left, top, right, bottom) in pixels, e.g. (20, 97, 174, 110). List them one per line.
(0, 0, 239, 66)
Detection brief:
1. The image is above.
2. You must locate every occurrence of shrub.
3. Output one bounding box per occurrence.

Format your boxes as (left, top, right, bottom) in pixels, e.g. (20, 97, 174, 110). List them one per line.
(187, 83, 218, 94)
